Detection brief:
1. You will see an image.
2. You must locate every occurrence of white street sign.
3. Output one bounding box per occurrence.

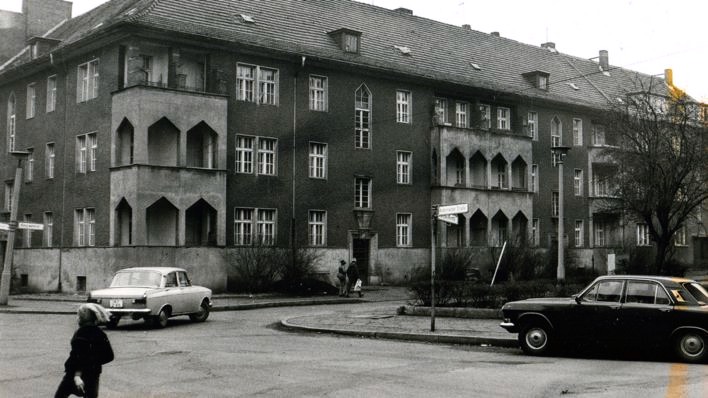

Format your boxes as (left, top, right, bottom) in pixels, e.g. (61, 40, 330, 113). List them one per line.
(437, 214, 458, 224)
(437, 203, 468, 216)
(0, 223, 8, 231)
(18, 222, 44, 230)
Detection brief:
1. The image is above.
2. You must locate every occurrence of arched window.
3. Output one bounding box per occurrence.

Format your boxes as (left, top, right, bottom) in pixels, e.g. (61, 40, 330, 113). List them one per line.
(551, 116, 562, 147)
(355, 84, 371, 149)
(7, 92, 16, 152)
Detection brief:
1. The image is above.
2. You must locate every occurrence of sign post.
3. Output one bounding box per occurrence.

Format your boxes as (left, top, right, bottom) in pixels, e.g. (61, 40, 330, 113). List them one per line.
(430, 203, 468, 332)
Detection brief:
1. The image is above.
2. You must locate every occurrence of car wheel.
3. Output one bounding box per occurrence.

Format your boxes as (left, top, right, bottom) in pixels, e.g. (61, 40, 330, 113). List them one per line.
(152, 308, 170, 329)
(519, 322, 553, 356)
(189, 300, 210, 322)
(106, 316, 120, 329)
(674, 331, 706, 363)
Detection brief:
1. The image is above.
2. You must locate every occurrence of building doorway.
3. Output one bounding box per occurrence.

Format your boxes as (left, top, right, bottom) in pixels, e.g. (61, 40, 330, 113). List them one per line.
(352, 238, 370, 284)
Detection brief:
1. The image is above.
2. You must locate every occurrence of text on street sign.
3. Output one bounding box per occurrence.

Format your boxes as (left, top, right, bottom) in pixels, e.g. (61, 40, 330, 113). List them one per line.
(437, 203, 468, 216)
(18, 222, 44, 230)
(437, 214, 458, 224)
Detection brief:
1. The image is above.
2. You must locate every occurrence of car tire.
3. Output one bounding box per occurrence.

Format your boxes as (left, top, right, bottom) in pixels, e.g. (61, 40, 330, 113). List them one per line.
(674, 330, 706, 363)
(106, 316, 120, 329)
(519, 322, 553, 356)
(189, 300, 210, 322)
(152, 308, 170, 329)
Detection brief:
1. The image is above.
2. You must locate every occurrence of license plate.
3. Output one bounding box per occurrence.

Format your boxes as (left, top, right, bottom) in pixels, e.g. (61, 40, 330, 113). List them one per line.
(109, 299, 123, 308)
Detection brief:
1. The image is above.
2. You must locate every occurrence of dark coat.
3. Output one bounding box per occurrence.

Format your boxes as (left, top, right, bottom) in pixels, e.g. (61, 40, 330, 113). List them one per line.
(347, 262, 359, 281)
(63, 325, 114, 376)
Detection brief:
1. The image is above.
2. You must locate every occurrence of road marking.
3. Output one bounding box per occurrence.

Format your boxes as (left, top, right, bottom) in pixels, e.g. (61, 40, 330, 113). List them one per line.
(665, 363, 686, 398)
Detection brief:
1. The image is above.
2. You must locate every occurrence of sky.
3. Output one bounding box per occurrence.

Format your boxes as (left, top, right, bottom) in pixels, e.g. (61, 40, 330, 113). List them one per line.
(2, 0, 706, 101)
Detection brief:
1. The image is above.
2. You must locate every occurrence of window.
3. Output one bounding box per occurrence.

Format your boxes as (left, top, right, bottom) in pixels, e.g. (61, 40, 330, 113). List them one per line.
(531, 164, 538, 193)
(532, 219, 539, 247)
(636, 223, 651, 246)
(75, 208, 96, 246)
(574, 169, 583, 196)
(343, 33, 360, 53)
(396, 151, 412, 184)
(77, 59, 99, 102)
(434, 98, 447, 124)
(551, 116, 562, 147)
(233, 208, 253, 245)
(237, 64, 279, 105)
(257, 137, 277, 176)
(309, 75, 328, 111)
(396, 213, 412, 247)
(355, 177, 372, 208)
(309, 142, 327, 179)
(256, 209, 276, 245)
(583, 280, 623, 303)
(675, 226, 687, 246)
(455, 157, 465, 186)
(594, 221, 606, 247)
(7, 92, 16, 152)
(497, 107, 510, 130)
(575, 220, 584, 247)
(455, 102, 469, 128)
(355, 85, 371, 149)
(235, 135, 254, 173)
(23, 214, 32, 247)
(396, 90, 411, 123)
(593, 125, 606, 146)
(528, 111, 538, 140)
(46, 143, 55, 179)
(76, 132, 97, 173)
(25, 148, 34, 182)
(46, 75, 56, 113)
(26, 83, 36, 119)
(626, 281, 670, 305)
(479, 104, 491, 129)
(538, 75, 548, 90)
(139, 54, 153, 82)
(308, 210, 326, 246)
(552, 192, 559, 217)
(496, 162, 506, 189)
(573, 118, 583, 146)
(43, 212, 53, 247)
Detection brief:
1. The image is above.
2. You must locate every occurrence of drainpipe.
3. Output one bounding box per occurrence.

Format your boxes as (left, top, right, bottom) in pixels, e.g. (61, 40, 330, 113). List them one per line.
(292, 56, 305, 264)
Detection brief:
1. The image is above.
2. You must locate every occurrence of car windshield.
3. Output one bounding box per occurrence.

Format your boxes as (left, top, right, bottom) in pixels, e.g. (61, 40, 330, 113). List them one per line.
(110, 270, 162, 288)
(682, 282, 708, 305)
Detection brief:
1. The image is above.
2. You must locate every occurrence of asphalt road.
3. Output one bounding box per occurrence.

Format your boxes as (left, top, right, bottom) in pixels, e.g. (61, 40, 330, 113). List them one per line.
(1, 302, 706, 397)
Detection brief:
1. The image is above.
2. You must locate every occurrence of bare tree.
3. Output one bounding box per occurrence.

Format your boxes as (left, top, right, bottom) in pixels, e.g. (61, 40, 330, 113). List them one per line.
(600, 81, 707, 274)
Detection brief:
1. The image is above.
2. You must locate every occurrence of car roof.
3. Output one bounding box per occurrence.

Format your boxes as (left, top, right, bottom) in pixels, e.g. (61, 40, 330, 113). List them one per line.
(594, 275, 695, 286)
(116, 267, 186, 274)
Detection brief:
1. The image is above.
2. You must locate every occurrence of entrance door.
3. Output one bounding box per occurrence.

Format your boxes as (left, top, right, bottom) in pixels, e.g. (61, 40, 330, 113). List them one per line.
(352, 238, 370, 284)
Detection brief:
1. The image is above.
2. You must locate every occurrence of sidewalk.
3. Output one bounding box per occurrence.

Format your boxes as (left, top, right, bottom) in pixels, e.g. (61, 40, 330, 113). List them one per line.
(0, 286, 517, 348)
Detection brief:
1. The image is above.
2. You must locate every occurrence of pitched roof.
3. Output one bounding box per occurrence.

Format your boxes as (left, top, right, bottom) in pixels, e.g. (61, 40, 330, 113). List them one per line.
(1, 0, 671, 109)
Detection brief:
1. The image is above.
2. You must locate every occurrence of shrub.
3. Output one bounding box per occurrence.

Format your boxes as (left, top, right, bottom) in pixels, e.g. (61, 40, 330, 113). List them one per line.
(229, 243, 286, 293)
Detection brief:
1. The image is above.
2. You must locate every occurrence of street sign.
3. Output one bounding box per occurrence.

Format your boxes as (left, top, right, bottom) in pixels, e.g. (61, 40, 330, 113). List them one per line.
(437, 214, 458, 224)
(0, 223, 8, 231)
(437, 203, 468, 216)
(18, 222, 44, 230)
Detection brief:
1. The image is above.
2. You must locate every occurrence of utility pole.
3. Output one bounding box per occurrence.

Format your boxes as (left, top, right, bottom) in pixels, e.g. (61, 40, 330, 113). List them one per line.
(0, 151, 29, 305)
(552, 146, 570, 282)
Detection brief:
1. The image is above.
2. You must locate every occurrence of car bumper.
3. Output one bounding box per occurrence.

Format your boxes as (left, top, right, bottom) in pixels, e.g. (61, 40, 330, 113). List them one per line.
(500, 320, 518, 333)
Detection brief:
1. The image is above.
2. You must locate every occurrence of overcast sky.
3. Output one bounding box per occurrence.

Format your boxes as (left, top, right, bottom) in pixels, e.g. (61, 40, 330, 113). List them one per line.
(3, 0, 706, 101)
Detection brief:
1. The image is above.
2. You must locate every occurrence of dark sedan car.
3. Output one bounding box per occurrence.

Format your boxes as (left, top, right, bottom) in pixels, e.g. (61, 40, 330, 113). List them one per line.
(500, 275, 708, 363)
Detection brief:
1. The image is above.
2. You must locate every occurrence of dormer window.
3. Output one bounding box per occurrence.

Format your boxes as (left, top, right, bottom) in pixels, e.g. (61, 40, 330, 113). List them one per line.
(523, 71, 550, 91)
(26, 36, 62, 60)
(328, 28, 362, 54)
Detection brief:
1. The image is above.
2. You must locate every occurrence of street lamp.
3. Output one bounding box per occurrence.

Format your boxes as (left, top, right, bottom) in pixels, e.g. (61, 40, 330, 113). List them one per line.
(0, 150, 30, 306)
(551, 146, 570, 282)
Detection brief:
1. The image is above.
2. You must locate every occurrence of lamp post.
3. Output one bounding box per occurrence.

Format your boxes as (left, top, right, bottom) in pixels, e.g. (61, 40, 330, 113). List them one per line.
(551, 146, 570, 282)
(0, 151, 30, 305)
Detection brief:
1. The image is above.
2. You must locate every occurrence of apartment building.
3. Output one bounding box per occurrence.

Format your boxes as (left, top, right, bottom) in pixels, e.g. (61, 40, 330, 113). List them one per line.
(0, 0, 704, 292)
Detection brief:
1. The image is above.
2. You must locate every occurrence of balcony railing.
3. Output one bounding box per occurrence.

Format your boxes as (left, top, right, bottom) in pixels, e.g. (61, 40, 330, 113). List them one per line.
(125, 79, 227, 96)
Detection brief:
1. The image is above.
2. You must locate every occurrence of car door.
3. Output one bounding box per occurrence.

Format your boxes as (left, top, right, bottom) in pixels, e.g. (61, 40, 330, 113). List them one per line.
(163, 271, 186, 314)
(571, 280, 624, 345)
(177, 271, 199, 313)
(618, 281, 674, 346)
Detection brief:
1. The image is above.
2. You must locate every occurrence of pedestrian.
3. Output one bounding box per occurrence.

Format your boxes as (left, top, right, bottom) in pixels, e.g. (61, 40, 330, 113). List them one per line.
(346, 258, 362, 297)
(55, 303, 114, 398)
(337, 259, 347, 297)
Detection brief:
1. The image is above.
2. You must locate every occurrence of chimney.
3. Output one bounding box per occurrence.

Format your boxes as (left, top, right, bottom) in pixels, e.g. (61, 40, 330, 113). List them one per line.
(462, 24, 471, 30)
(664, 68, 673, 86)
(491, 31, 500, 37)
(599, 50, 609, 71)
(541, 42, 556, 50)
(394, 7, 413, 15)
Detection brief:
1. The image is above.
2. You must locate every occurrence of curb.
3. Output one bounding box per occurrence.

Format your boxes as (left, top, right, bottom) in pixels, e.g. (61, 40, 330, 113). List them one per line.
(279, 318, 518, 348)
(401, 305, 502, 319)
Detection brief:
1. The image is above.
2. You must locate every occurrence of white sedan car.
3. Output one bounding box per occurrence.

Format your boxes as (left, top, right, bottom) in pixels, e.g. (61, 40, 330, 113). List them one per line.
(88, 267, 212, 328)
